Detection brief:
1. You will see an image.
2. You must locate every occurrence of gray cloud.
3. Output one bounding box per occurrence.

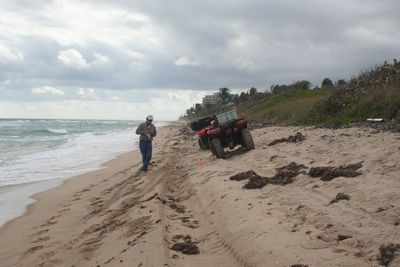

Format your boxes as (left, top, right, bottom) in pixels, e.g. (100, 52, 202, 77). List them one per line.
(1, 0, 400, 95)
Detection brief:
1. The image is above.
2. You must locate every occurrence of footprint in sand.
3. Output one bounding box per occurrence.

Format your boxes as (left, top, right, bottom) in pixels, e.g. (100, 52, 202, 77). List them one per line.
(41, 220, 57, 227)
(80, 187, 91, 193)
(36, 251, 59, 266)
(102, 188, 113, 195)
(58, 207, 70, 214)
(31, 236, 50, 243)
(49, 214, 61, 220)
(33, 229, 49, 236)
(25, 245, 44, 254)
(40, 250, 56, 258)
(58, 203, 71, 208)
(80, 236, 103, 253)
(41, 215, 60, 227)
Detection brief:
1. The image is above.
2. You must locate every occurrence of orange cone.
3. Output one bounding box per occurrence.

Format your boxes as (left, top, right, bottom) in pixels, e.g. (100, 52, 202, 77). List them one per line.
(199, 160, 205, 168)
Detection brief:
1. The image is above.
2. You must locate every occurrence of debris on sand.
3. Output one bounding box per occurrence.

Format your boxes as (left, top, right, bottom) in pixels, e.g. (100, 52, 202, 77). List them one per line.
(291, 264, 309, 267)
(230, 170, 258, 181)
(268, 137, 288, 146)
(289, 132, 305, 143)
(244, 173, 268, 189)
(329, 193, 351, 204)
(270, 162, 307, 185)
(376, 207, 387, 213)
(337, 234, 353, 241)
(269, 132, 305, 146)
(377, 243, 400, 266)
(234, 162, 307, 189)
(170, 235, 200, 255)
(308, 162, 363, 181)
(169, 203, 185, 213)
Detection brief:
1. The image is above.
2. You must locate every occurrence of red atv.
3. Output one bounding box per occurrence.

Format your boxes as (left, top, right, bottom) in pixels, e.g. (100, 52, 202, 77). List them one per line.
(190, 110, 255, 158)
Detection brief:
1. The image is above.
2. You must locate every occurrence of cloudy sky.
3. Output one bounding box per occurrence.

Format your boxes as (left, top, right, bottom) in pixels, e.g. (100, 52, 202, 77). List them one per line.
(0, 0, 399, 120)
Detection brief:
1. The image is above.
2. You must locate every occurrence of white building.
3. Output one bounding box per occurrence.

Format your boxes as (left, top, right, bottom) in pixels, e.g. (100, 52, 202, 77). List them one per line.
(202, 93, 220, 106)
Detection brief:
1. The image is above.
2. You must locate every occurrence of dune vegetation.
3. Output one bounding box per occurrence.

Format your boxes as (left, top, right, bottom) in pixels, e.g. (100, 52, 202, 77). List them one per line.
(184, 59, 400, 126)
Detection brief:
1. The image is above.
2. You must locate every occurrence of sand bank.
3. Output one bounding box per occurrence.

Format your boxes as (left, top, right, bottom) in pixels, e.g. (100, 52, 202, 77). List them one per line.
(1, 124, 400, 266)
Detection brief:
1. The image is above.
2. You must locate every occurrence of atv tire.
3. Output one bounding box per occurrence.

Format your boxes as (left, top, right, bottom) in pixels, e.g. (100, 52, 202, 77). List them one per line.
(209, 140, 216, 155)
(211, 138, 225, 158)
(198, 138, 209, 150)
(241, 128, 255, 150)
(201, 136, 210, 149)
(198, 138, 205, 150)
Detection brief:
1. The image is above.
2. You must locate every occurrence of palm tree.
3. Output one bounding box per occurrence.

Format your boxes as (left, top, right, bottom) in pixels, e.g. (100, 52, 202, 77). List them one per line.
(218, 87, 231, 104)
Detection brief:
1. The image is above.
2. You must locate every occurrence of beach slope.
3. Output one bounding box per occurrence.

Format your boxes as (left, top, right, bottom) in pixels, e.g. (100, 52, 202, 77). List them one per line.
(1, 124, 400, 266)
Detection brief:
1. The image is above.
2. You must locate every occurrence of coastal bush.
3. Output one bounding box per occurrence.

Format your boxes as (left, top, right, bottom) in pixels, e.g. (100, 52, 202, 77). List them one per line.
(242, 88, 329, 124)
(184, 59, 400, 127)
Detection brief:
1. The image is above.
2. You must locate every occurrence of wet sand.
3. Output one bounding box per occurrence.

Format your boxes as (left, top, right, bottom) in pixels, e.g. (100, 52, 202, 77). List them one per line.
(0, 179, 63, 227)
(1, 124, 400, 266)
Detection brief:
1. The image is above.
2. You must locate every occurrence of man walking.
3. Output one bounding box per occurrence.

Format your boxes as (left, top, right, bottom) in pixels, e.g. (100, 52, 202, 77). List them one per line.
(135, 115, 157, 171)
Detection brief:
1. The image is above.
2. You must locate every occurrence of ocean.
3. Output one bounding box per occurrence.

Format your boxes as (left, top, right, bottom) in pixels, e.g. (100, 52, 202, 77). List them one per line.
(0, 118, 164, 226)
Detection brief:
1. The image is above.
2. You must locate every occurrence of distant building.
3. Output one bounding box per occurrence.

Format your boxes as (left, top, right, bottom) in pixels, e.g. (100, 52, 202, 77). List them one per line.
(202, 93, 220, 106)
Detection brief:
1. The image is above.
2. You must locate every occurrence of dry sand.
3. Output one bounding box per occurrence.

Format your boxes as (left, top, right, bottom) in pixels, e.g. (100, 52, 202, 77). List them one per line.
(1, 123, 400, 267)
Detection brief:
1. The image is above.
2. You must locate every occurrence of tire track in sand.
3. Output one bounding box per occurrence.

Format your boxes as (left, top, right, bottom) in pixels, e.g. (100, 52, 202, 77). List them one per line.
(157, 131, 254, 267)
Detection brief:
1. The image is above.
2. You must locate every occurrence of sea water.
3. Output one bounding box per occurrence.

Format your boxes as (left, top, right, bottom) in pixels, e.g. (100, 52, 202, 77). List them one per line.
(0, 118, 165, 226)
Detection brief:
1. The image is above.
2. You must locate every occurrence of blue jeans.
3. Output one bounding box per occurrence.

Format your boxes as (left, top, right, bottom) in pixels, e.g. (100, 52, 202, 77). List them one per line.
(139, 140, 152, 170)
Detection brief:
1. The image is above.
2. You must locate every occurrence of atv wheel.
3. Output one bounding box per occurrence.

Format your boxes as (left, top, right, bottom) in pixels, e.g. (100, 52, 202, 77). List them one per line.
(209, 139, 216, 155)
(198, 138, 209, 150)
(198, 138, 206, 150)
(211, 138, 225, 158)
(241, 128, 255, 150)
(201, 136, 210, 149)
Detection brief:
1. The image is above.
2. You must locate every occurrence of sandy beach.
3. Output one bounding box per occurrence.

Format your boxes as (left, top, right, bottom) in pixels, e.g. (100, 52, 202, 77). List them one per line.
(1, 123, 399, 267)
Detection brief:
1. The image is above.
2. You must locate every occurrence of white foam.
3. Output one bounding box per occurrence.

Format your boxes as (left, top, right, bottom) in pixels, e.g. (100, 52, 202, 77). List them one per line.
(0, 120, 29, 127)
(0, 130, 137, 187)
(0, 121, 170, 187)
(47, 128, 69, 134)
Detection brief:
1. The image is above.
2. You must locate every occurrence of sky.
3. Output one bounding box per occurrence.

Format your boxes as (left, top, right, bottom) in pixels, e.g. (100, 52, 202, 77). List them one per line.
(0, 0, 399, 120)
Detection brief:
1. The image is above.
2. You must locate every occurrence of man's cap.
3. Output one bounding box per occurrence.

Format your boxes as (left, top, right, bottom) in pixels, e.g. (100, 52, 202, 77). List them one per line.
(146, 115, 154, 120)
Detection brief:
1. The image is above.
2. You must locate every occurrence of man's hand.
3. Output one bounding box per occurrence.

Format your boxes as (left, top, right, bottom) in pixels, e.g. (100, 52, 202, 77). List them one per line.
(140, 129, 149, 134)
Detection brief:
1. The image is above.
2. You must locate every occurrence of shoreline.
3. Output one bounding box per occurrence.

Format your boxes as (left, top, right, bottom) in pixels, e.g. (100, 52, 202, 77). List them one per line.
(0, 147, 138, 230)
(1, 124, 399, 266)
(0, 179, 63, 228)
(0, 122, 172, 229)
(0, 149, 136, 232)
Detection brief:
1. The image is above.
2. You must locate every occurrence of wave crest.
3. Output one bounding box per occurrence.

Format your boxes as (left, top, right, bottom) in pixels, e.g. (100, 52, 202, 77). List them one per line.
(46, 128, 69, 134)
